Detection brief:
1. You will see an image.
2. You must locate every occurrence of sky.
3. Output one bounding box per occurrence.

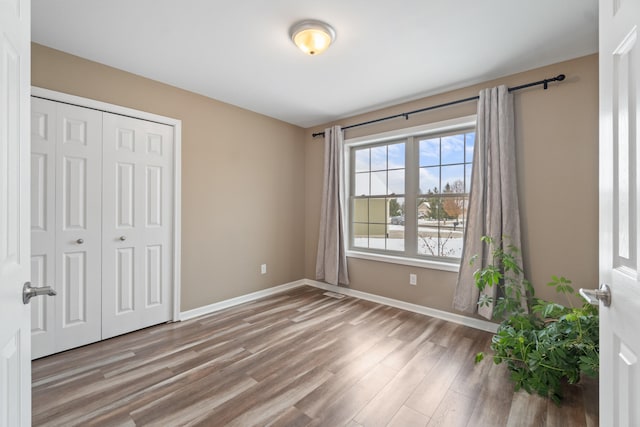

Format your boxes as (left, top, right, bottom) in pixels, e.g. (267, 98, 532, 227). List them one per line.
(354, 131, 475, 196)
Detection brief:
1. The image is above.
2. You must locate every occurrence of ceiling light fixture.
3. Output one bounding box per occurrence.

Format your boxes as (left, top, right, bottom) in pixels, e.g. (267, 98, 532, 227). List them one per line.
(289, 20, 336, 56)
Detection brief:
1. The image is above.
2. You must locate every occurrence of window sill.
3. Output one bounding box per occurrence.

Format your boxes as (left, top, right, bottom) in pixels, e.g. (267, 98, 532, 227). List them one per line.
(346, 250, 461, 273)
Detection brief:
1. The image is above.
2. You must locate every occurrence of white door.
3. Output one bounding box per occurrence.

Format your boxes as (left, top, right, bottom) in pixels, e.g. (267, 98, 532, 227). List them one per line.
(30, 98, 57, 358)
(0, 0, 31, 424)
(101, 113, 173, 339)
(31, 98, 103, 358)
(598, 0, 640, 424)
(54, 103, 103, 352)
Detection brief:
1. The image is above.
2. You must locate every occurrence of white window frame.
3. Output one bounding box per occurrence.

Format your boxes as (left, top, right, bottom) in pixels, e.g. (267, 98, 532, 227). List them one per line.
(343, 115, 477, 272)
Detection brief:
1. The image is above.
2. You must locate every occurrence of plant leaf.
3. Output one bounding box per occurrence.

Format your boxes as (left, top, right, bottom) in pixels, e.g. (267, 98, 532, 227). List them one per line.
(470, 234, 599, 405)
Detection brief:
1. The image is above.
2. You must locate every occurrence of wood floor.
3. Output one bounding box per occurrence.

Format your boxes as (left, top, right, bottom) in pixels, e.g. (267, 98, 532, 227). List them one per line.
(32, 286, 598, 426)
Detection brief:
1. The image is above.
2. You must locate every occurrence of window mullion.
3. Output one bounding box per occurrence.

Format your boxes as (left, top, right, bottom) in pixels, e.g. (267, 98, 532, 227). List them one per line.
(347, 146, 355, 249)
(405, 136, 418, 257)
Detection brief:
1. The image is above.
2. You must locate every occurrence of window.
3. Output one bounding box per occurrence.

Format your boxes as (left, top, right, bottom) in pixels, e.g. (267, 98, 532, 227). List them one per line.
(417, 131, 474, 258)
(352, 140, 406, 251)
(347, 117, 476, 268)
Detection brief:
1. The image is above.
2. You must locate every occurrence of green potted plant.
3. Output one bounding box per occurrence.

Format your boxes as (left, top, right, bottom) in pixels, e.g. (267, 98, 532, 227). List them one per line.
(473, 236, 599, 404)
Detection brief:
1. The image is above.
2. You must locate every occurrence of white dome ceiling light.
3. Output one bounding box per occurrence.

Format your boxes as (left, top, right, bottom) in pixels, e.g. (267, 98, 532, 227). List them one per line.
(289, 20, 336, 56)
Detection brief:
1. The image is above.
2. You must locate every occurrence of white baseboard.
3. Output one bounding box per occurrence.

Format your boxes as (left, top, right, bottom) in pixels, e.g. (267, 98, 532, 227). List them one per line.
(179, 279, 306, 321)
(179, 277, 497, 334)
(303, 279, 498, 333)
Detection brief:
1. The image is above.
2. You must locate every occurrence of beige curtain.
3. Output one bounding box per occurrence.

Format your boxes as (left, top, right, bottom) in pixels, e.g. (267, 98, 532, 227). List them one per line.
(315, 125, 350, 286)
(453, 85, 524, 319)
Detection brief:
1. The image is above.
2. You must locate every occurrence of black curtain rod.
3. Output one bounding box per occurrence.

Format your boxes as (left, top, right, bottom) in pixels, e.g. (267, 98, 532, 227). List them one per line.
(312, 73, 566, 138)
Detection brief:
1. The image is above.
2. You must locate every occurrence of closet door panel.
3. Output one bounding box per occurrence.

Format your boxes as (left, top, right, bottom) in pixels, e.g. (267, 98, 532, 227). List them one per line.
(31, 96, 177, 357)
(115, 247, 135, 314)
(146, 165, 162, 227)
(54, 103, 102, 353)
(102, 113, 173, 339)
(30, 98, 57, 359)
(117, 162, 135, 227)
(145, 245, 162, 307)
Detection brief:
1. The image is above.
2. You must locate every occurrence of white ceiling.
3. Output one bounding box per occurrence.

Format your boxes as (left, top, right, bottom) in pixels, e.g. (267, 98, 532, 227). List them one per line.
(32, 1, 598, 128)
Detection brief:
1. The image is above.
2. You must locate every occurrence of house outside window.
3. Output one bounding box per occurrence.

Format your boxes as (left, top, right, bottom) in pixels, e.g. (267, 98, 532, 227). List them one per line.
(345, 116, 476, 271)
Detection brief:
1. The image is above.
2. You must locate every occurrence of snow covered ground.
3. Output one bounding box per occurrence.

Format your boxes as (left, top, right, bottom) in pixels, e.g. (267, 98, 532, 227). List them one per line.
(354, 235, 463, 257)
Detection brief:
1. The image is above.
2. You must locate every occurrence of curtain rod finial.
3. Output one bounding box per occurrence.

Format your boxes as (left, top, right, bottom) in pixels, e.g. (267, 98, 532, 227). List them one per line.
(557, 74, 566, 81)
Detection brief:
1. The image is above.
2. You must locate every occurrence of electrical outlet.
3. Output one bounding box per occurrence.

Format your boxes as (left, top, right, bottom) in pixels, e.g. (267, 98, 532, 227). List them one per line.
(409, 273, 417, 285)
(261, 264, 267, 275)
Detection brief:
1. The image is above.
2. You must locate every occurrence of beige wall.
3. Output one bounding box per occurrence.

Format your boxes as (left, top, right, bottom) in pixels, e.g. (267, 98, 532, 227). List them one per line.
(32, 43, 306, 311)
(305, 54, 599, 313)
(32, 43, 598, 318)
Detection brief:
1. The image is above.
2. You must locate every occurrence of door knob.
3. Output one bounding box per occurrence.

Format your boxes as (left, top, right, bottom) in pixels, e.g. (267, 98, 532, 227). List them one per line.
(76, 238, 84, 244)
(579, 283, 611, 307)
(23, 282, 57, 305)
(119, 235, 127, 241)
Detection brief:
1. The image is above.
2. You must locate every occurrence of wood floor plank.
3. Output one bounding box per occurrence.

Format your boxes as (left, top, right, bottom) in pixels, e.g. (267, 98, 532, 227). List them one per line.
(305, 363, 398, 427)
(354, 341, 447, 426)
(427, 389, 475, 427)
(128, 349, 260, 424)
(423, 320, 462, 348)
(61, 344, 255, 424)
(324, 329, 388, 374)
(133, 375, 258, 427)
(581, 375, 599, 427)
(224, 367, 333, 427)
(32, 350, 135, 384)
(506, 390, 548, 427)
(31, 286, 598, 427)
(465, 362, 515, 427)
(448, 331, 493, 398)
(388, 405, 430, 427)
(266, 406, 313, 427)
(546, 381, 588, 427)
(34, 368, 175, 426)
(404, 336, 475, 418)
(381, 318, 443, 371)
(348, 300, 385, 325)
(294, 335, 402, 418)
(245, 332, 338, 383)
(243, 300, 311, 324)
(179, 367, 330, 427)
(31, 367, 103, 392)
(389, 312, 437, 342)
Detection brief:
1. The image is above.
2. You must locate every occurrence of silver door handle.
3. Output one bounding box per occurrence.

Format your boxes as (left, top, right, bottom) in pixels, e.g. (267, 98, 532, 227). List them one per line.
(23, 282, 57, 305)
(119, 235, 127, 241)
(579, 283, 611, 307)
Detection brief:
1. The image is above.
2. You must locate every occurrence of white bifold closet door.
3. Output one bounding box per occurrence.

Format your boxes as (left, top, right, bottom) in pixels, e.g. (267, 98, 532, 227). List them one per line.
(31, 98, 173, 358)
(31, 98, 102, 358)
(101, 113, 173, 339)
